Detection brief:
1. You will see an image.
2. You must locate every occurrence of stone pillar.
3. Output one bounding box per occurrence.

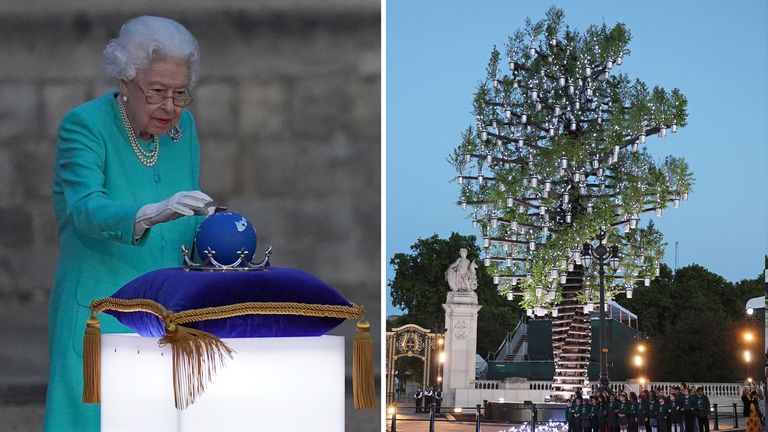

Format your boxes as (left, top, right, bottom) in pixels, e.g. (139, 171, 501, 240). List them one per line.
(441, 290, 481, 407)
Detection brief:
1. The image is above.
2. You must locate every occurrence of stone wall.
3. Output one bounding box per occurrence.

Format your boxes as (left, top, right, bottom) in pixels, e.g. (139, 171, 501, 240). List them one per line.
(0, 2, 380, 427)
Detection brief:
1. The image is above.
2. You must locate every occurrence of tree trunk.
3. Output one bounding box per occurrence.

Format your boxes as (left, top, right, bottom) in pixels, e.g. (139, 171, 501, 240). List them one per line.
(551, 268, 591, 400)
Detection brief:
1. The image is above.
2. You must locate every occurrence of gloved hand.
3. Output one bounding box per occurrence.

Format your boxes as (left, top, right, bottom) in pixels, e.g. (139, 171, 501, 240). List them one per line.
(134, 190, 213, 239)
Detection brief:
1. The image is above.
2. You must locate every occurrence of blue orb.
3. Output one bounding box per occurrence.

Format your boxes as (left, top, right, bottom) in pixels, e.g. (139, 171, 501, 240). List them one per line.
(195, 211, 257, 265)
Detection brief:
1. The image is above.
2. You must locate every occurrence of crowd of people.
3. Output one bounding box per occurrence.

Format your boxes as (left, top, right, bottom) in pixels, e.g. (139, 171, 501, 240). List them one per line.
(413, 386, 443, 413)
(566, 383, 764, 432)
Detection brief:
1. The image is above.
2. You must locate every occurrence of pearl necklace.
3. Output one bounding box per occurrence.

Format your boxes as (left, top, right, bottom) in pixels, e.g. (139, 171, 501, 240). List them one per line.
(116, 95, 159, 167)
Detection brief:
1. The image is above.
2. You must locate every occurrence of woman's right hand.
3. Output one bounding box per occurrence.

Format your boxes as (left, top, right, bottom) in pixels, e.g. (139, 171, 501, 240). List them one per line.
(134, 190, 213, 237)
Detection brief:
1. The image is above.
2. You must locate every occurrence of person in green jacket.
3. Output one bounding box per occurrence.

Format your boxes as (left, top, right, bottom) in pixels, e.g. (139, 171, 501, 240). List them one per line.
(574, 396, 585, 432)
(637, 390, 650, 432)
(567, 396, 576, 432)
(669, 392, 682, 432)
(696, 387, 711, 432)
(681, 387, 697, 432)
(44, 16, 212, 432)
(649, 391, 659, 432)
(657, 394, 670, 432)
(597, 394, 608, 432)
(608, 393, 620, 432)
(585, 395, 598, 432)
(617, 393, 630, 432)
(628, 392, 639, 432)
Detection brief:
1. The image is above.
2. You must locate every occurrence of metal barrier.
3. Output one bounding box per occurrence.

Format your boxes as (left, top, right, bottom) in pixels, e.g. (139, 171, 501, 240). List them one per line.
(429, 403, 435, 432)
(476, 404, 482, 432)
(389, 406, 396, 432)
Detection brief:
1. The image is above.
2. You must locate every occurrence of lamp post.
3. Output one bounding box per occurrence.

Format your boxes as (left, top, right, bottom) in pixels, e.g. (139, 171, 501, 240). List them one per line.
(437, 336, 445, 393)
(581, 230, 620, 394)
(743, 329, 754, 381)
(633, 342, 647, 390)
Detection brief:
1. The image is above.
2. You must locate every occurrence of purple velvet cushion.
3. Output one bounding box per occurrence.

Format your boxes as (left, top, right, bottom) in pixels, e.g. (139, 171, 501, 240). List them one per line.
(104, 267, 350, 338)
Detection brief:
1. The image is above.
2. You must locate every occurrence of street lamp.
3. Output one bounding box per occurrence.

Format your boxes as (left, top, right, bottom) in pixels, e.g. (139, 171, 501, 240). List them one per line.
(581, 230, 621, 393)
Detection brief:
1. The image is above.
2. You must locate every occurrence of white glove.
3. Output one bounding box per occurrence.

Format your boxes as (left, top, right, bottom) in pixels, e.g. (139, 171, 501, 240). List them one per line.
(134, 190, 213, 239)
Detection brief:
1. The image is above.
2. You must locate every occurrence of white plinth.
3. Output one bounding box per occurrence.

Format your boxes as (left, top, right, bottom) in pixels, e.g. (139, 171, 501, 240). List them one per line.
(100, 334, 345, 432)
(442, 293, 481, 407)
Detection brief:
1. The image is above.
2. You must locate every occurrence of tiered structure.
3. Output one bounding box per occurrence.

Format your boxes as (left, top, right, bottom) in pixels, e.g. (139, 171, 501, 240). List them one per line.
(551, 269, 591, 396)
(450, 8, 693, 399)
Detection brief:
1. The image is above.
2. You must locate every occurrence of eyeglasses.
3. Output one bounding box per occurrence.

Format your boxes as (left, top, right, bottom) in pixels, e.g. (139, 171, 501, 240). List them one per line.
(134, 82, 194, 107)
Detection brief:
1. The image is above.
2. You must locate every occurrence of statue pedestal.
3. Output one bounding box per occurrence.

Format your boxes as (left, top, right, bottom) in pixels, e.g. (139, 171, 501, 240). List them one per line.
(442, 291, 481, 407)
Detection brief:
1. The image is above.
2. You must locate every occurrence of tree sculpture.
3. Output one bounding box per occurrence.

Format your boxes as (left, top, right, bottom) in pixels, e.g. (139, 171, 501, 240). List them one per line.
(450, 7, 693, 398)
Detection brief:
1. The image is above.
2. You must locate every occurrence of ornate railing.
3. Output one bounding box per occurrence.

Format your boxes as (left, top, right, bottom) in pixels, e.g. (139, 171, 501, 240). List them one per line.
(530, 381, 553, 391)
(469, 380, 744, 397)
(474, 380, 501, 389)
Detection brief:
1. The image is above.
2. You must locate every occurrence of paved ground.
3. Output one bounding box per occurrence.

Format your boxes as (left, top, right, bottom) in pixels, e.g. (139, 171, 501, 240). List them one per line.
(386, 414, 749, 432)
(385, 399, 750, 432)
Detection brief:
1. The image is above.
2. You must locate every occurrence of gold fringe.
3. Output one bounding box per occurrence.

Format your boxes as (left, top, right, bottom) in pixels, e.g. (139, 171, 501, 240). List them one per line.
(159, 322, 235, 410)
(87, 298, 369, 410)
(82, 313, 101, 404)
(352, 319, 376, 409)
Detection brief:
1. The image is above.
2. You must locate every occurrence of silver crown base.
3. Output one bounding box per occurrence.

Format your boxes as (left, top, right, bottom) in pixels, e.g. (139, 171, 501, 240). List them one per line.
(181, 245, 273, 271)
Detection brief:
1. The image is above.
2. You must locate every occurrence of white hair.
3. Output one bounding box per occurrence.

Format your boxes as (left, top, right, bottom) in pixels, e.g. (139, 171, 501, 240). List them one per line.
(103, 16, 200, 85)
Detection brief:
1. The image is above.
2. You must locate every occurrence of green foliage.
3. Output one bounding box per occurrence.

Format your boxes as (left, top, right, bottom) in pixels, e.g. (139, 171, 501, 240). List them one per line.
(388, 233, 523, 357)
(449, 7, 694, 312)
(619, 264, 765, 382)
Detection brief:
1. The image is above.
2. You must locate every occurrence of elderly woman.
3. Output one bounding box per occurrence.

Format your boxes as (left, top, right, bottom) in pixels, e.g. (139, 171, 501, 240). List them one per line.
(45, 16, 211, 430)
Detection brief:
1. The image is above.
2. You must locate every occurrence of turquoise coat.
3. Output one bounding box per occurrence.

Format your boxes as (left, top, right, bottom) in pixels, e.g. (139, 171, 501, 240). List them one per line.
(44, 93, 203, 431)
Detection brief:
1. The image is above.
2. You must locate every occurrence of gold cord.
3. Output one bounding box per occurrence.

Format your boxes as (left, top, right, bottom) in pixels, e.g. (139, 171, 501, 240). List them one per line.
(90, 297, 365, 324)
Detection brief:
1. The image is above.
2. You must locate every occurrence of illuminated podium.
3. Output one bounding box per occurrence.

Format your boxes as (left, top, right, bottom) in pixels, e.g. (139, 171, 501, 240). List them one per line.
(100, 334, 345, 432)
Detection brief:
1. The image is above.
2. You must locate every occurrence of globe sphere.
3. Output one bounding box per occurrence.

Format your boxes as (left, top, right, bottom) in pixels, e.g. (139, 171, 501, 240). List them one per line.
(195, 211, 257, 265)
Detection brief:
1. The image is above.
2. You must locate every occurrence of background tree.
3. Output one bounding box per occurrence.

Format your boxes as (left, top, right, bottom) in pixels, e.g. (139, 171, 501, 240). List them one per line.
(388, 232, 521, 357)
(620, 264, 764, 382)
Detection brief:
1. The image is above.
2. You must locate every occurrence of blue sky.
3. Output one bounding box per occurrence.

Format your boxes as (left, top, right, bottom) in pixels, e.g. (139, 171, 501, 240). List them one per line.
(386, 1, 768, 315)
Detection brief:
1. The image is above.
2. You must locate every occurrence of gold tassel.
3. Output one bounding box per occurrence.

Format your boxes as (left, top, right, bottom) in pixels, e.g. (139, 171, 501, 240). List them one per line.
(82, 313, 101, 404)
(159, 323, 235, 410)
(352, 319, 375, 409)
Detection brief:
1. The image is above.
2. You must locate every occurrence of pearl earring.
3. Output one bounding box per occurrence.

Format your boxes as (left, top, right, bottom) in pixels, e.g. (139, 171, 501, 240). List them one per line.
(122, 95, 128, 102)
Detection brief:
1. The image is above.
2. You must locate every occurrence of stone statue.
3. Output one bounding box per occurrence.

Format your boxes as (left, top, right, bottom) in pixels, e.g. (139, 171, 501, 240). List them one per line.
(445, 248, 478, 292)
